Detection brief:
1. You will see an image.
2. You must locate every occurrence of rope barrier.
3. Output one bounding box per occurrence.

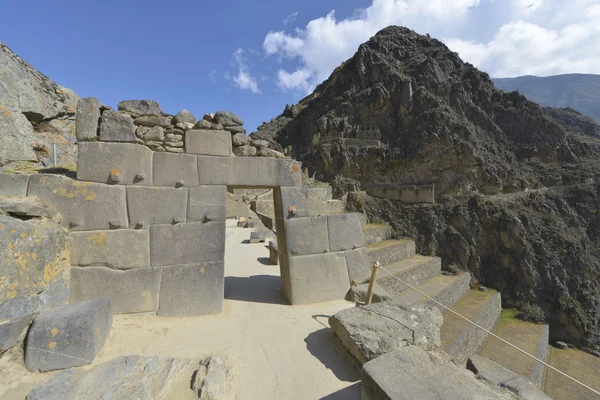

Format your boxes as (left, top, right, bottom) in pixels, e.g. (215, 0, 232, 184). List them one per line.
(374, 263, 600, 397)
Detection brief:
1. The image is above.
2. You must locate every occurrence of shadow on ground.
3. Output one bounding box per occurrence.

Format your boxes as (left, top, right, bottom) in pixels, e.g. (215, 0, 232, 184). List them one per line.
(320, 382, 361, 400)
(305, 327, 361, 383)
(224, 275, 288, 305)
(257, 257, 275, 266)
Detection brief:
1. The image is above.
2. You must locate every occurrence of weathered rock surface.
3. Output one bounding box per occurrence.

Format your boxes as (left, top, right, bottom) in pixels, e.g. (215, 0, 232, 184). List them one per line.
(26, 355, 215, 400)
(0, 42, 78, 168)
(172, 109, 196, 125)
(329, 302, 443, 364)
(232, 132, 250, 146)
(25, 298, 113, 372)
(214, 111, 243, 127)
(118, 100, 162, 116)
(193, 355, 231, 400)
(0, 313, 35, 353)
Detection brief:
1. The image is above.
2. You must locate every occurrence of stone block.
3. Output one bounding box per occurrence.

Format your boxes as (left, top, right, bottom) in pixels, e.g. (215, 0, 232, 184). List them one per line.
(229, 157, 302, 187)
(269, 241, 279, 265)
(135, 116, 172, 127)
(185, 129, 231, 156)
(25, 298, 113, 372)
(173, 109, 196, 125)
(329, 302, 442, 364)
(187, 185, 227, 223)
(75, 97, 101, 141)
(153, 152, 199, 187)
(214, 111, 243, 127)
(284, 215, 329, 256)
(0, 314, 35, 353)
(77, 142, 153, 185)
(232, 132, 250, 146)
(250, 230, 268, 243)
(327, 213, 365, 252)
(99, 110, 136, 142)
(117, 100, 162, 116)
(344, 247, 371, 284)
(362, 347, 509, 400)
(0, 173, 29, 196)
(197, 155, 230, 185)
(127, 186, 188, 228)
(28, 174, 128, 231)
(279, 187, 309, 218)
(68, 229, 150, 269)
(150, 222, 225, 267)
(285, 252, 350, 304)
(70, 267, 160, 314)
(159, 261, 224, 316)
(233, 145, 256, 157)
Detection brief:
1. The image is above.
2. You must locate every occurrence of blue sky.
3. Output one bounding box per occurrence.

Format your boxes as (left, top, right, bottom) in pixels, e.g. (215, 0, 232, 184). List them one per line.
(2, 0, 598, 133)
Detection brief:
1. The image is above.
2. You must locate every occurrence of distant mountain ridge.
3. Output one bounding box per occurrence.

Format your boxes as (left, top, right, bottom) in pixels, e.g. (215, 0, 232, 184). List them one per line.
(493, 74, 600, 123)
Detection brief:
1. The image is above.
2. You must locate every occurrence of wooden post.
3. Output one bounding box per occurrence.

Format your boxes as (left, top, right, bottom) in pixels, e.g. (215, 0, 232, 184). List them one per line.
(365, 261, 381, 305)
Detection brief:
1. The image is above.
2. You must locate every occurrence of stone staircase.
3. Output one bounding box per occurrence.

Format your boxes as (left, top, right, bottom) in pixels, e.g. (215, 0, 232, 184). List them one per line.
(353, 221, 555, 396)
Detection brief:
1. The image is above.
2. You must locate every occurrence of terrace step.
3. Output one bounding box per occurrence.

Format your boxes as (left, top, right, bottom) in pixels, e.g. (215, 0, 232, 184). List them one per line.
(366, 239, 415, 266)
(361, 223, 394, 245)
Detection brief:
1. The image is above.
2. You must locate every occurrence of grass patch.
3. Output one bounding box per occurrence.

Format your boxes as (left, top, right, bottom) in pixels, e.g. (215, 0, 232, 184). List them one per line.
(500, 308, 520, 320)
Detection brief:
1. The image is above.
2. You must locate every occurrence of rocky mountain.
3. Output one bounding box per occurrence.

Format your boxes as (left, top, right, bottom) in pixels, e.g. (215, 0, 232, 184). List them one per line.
(0, 42, 79, 171)
(253, 26, 600, 350)
(493, 74, 600, 123)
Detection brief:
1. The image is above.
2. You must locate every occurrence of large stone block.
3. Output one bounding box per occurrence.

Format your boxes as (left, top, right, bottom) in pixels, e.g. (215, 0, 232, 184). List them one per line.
(279, 187, 309, 218)
(0, 314, 35, 353)
(25, 298, 113, 372)
(153, 152, 199, 187)
(158, 261, 224, 316)
(284, 216, 329, 256)
(68, 229, 150, 269)
(229, 157, 302, 187)
(77, 142, 153, 185)
(99, 110, 136, 142)
(70, 267, 160, 314)
(327, 213, 365, 252)
(28, 174, 128, 231)
(75, 97, 101, 141)
(286, 252, 349, 304)
(187, 185, 226, 223)
(344, 247, 371, 284)
(197, 156, 230, 185)
(0, 173, 29, 196)
(127, 186, 188, 228)
(150, 222, 225, 266)
(185, 129, 231, 156)
(117, 100, 162, 116)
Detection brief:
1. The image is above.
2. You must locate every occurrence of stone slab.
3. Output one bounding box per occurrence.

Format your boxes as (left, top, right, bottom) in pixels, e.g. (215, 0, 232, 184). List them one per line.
(68, 229, 150, 269)
(279, 187, 309, 218)
(0, 314, 35, 353)
(344, 247, 371, 284)
(329, 302, 442, 364)
(150, 222, 225, 266)
(327, 213, 365, 252)
(117, 100, 162, 116)
(187, 185, 227, 223)
(197, 155, 230, 185)
(70, 267, 160, 314)
(284, 215, 329, 256)
(286, 252, 349, 304)
(25, 298, 113, 372)
(229, 157, 302, 187)
(127, 186, 188, 228)
(75, 97, 101, 141)
(185, 129, 232, 156)
(28, 174, 128, 231)
(250, 230, 268, 243)
(0, 173, 29, 196)
(158, 261, 224, 316)
(77, 142, 153, 185)
(362, 347, 509, 400)
(99, 110, 136, 142)
(153, 152, 199, 187)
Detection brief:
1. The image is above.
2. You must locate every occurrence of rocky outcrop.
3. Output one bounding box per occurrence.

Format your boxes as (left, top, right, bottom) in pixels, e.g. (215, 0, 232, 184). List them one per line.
(0, 42, 79, 170)
(350, 185, 600, 350)
(252, 27, 600, 197)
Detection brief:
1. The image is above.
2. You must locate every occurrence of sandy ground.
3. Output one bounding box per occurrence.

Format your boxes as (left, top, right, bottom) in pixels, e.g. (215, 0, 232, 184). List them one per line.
(1, 219, 360, 399)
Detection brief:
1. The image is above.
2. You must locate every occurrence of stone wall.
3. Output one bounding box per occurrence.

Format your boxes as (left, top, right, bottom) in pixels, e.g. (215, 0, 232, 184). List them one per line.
(366, 184, 435, 203)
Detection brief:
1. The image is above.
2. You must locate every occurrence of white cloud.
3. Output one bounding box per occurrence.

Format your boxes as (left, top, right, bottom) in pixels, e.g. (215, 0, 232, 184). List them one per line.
(283, 12, 299, 26)
(230, 48, 262, 94)
(209, 70, 217, 82)
(263, 0, 480, 92)
(262, 0, 600, 92)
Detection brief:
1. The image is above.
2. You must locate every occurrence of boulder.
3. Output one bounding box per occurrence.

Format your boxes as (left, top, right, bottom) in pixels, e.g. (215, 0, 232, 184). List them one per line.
(0, 105, 37, 164)
(75, 97, 101, 141)
(233, 145, 256, 157)
(258, 148, 284, 158)
(173, 109, 196, 125)
(26, 355, 206, 400)
(224, 125, 245, 134)
(194, 119, 212, 130)
(134, 116, 172, 128)
(211, 122, 224, 130)
(99, 110, 136, 142)
(117, 100, 162, 116)
(232, 132, 250, 146)
(251, 139, 269, 148)
(193, 355, 231, 400)
(203, 113, 215, 122)
(214, 111, 244, 127)
(175, 122, 194, 130)
(0, 314, 35, 353)
(329, 301, 443, 364)
(25, 298, 113, 372)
